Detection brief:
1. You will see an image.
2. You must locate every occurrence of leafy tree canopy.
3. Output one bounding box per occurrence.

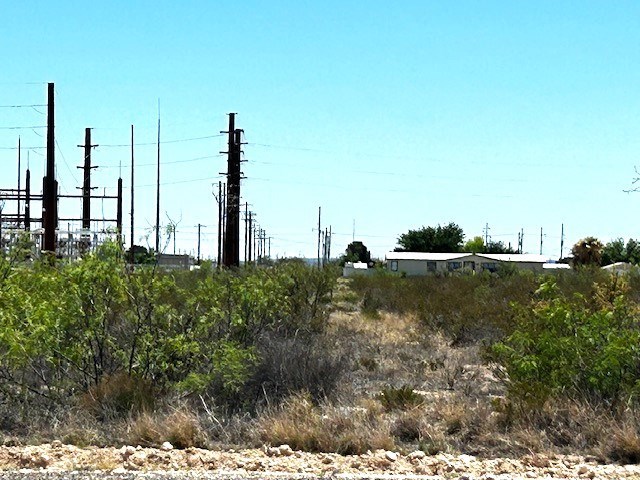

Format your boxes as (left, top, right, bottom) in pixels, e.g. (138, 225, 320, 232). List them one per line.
(341, 241, 371, 266)
(463, 236, 515, 254)
(602, 238, 640, 266)
(124, 245, 156, 264)
(463, 236, 484, 253)
(396, 222, 464, 253)
(485, 240, 516, 254)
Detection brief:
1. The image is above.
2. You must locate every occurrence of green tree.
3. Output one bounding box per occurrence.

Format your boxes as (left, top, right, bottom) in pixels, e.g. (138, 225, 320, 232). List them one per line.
(395, 222, 464, 253)
(463, 236, 484, 253)
(341, 241, 371, 265)
(485, 240, 515, 254)
(626, 238, 640, 264)
(602, 238, 626, 266)
(571, 237, 604, 267)
(463, 237, 515, 254)
(124, 245, 156, 264)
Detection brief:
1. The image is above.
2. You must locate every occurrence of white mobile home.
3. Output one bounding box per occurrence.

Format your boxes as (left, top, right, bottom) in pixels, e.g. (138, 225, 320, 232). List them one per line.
(385, 251, 553, 276)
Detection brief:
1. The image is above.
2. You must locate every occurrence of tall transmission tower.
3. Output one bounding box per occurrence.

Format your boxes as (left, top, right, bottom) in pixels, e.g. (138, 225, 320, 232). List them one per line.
(42, 82, 58, 253)
(222, 114, 243, 268)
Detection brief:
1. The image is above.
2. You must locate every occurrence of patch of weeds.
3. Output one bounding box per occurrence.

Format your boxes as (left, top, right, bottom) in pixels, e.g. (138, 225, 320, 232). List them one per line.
(378, 385, 425, 411)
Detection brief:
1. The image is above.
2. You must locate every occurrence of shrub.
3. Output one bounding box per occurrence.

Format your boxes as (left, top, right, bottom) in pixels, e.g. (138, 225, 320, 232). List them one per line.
(0, 241, 339, 422)
(242, 334, 350, 408)
(80, 372, 156, 419)
(378, 385, 425, 411)
(127, 409, 207, 449)
(258, 392, 395, 454)
(491, 278, 640, 407)
(350, 272, 538, 344)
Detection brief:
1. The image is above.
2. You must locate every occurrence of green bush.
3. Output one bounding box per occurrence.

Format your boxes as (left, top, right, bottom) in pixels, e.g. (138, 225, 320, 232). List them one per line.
(350, 272, 538, 344)
(491, 278, 640, 407)
(378, 385, 425, 411)
(0, 242, 339, 418)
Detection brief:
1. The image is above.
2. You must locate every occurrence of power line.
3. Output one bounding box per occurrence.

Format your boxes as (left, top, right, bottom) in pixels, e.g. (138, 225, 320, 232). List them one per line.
(0, 145, 45, 150)
(121, 174, 225, 189)
(0, 125, 47, 130)
(0, 104, 46, 108)
(99, 134, 225, 148)
(98, 153, 224, 169)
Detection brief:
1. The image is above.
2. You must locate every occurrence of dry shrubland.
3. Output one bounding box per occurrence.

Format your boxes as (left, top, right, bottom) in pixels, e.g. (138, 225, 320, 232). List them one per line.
(1, 245, 640, 464)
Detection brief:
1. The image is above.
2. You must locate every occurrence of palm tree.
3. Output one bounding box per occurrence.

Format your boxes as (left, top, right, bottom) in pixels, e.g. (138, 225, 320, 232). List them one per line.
(571, 236, 603, 266)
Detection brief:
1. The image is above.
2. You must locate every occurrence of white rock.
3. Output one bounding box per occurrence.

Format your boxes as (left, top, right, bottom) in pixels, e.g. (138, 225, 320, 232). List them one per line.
(408, 450, 426, 460)
(278, 444, 294, 456)
(385, 451, 398, 462)
(160, 441, 174, 451)
(120, 445, 136, 458)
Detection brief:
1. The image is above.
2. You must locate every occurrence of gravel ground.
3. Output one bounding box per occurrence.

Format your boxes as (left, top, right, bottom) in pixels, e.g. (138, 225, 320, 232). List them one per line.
(0, 443, 637, 480)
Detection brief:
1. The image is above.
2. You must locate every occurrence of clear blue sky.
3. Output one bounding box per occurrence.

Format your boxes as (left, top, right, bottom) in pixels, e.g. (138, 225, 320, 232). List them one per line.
(1, 1, 639, 260)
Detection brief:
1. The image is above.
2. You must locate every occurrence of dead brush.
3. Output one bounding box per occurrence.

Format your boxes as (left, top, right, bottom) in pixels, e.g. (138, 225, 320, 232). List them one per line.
(606, 416, 640, 464)
(79, 372, 156, 420)
(127, 408, 207, 449)
(258, 392, 395, 454)
(391, 407, 430, 442)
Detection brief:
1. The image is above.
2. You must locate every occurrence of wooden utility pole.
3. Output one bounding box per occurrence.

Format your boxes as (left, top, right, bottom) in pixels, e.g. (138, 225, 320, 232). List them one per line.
(42, 82, 58, 253)
(197, 223, 202, 264)
(116, 178, 123, 246)
(77, 128, 98, 230)
(247, 211, 253, 264)
(17, 137, 21, 226)
(25, 169, 30, 231)
(317, 207, 321, 269)
(518, 228, 524, 254)
(216, 181, 223, 268)
(244, 202, 248, 264)
(560, 223, 564, 260)
(155, 102, 161, 254)
(540, 227, 543, 255)
(130, 125, 135, 264)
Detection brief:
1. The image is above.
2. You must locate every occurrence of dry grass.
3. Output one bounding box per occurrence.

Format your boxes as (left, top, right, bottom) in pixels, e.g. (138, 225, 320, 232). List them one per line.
(608, 421, 640, 464)
(127, 409, 207, 449)
(258, 392, 395, 455)
(79, 372, 156, 420)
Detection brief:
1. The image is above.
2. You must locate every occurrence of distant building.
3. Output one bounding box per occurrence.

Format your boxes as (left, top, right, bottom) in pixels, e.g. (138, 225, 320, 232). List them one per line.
(602, 262, 636, 275)
(385, 251, 556, 276)
(157, 253, 193, 270)
(343, 261, 374, 277)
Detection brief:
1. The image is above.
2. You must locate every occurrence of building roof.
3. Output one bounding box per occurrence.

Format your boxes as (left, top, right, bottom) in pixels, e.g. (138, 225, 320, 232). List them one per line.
(543, 262, 571, 269)
(386, 251, 551, 264)
(602, 262, 635, 272)
(345, 262, 370, 269)
(386, 252, 468, 261)
(478, 253, 550, 263)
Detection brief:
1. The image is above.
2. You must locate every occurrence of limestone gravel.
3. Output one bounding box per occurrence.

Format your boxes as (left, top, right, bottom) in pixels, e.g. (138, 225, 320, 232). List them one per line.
(0, 444, 637, 479)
